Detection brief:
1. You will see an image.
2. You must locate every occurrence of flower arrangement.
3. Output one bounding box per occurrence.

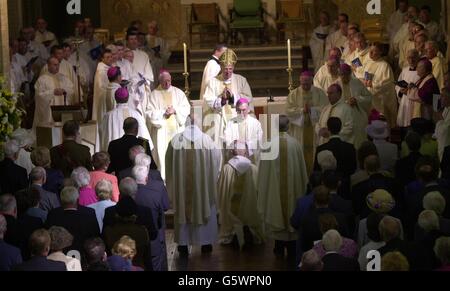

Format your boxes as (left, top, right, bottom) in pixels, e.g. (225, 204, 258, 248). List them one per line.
(0, 76, 24, 158)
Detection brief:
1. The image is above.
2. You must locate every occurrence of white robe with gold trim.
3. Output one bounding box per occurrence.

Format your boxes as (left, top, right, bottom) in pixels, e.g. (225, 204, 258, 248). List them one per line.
(316, 98, 354, 145)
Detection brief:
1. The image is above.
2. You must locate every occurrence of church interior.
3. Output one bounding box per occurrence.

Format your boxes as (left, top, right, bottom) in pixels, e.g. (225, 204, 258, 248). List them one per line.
(0, 0, 450, 273)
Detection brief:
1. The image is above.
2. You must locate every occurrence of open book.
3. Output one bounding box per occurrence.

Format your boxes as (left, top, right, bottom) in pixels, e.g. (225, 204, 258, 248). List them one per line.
(394, 80, 409, 89)
(352, 57, 363, 67)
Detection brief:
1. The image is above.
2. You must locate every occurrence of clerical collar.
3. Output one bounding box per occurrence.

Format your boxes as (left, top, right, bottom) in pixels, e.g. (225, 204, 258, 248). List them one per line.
(409, 67, 417, 71)
(211, 55, 221, 65)
(330, 135, 341, 140)
(228, 156, 252, 175)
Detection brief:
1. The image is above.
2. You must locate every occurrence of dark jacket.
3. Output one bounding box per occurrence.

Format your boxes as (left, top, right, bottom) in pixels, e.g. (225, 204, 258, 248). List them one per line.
(43, 168, 64, 195)
(379, 238, 432, 271)
(0, 158, 29, 194)
(441, 145, 450, 180)
(395, 151, 423, 187)
(50, 140, 93, 177)
(314, 137, 357, 177)
(13, 256, 67, 271)
(31, 184, 60, 212)
(107, 135, 157, 175)
(3, 214, 43, 260)
(322, 253, 360, 271)
(0, 240, 23, 271)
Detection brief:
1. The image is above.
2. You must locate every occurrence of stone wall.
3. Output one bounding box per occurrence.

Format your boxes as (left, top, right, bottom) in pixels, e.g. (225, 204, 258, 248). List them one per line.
(0, 0, 10, 81)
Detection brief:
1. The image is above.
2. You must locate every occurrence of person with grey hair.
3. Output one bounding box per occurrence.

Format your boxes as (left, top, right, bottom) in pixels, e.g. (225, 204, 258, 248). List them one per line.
(0, 214, 23, 271)
(30, 167, 60, 212)
(88, 179, 116, 232)
(45, 187, 100, 253)
(0, 140, 29, 194)
(47, 226, 82, 271)
(321, 230, 360, 271)
(71, 167, 98, 207)
(422, 191, 450, 236)
(31, 146, 64, 195)
(434, 237, 450, 271)
(424, 40, 445, 90)
(133, 165, 169, 271)
(300, 249, 323, 271)
(11, 128, 35, 175)
(89, 152, 120, 203)
(118, 149, 163, 182)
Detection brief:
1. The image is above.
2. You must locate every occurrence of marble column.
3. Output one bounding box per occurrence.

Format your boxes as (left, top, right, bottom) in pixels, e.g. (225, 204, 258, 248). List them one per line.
(0, 0, 10, 85)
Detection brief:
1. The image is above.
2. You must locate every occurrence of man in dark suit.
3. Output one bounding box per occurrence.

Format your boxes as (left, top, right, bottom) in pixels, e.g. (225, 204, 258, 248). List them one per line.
(46, 187, 100, 253)
(321, 230, 360, 271)
(314, 117, 357, 178)
(0, 140, 28, 195)
(441, 145, 450, 180)
(133, 166, 169, 271)
(107, 117, 157, 176)
(395, 132, 423, 188)
(117, 146, 162, 182)
(351, 155, 401, 219)
(13, 229, 67, 271)
(299, 186, 350, 253)
(0, 194, 43, 260)
(0, 214, 23, 271)
(30, 167, 60, 212)
(50, 120, 93, 177)
(103, 178, 158, 240)
(30, 146, 65, 195)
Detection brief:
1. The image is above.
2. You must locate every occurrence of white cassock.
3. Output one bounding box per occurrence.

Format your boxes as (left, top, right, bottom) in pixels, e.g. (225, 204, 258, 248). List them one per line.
(79, 40, 101, 77)
(92, 62, 110, 121)
(398, 40, 415, 69)
(325, 30, 348, 58)
(224, 116, 263, 162)
(33, 73, 74, 130)
(430, 56, 446, 90)
(218, 155, 263, 249)
(10, 58, 27, 94)
(436, 108, 450, 161)
(145, 35, 171, 86)
(105, 82, 122, 113)
(396, 67, 420, 127)
(200, 56, 221, 100)
(35, 30, 58, 52)
(387, 10, 407, 41)
(146, 86, 191, 181)
(309, 25, 334, 72)
(338, 77, 373, 149)
(363, 59, 398, 128)
(68, 52, 93, 89)
(316, 98, 354, 145)
(203, 74, 253, 146)
(131, 49, 154, 116)
(165, 125, 221, 246)
(313, 64, 340, 93)
(100, 104, 152, 151)
(286, 86, 328, 173)
(116, 58, 134, 81)
(41, 59, 81, 105)
(352, 47, 371, 80)
(391, 22, 410, 59)
(424, 21, 442, 42)
(26, 41, 50, 70)
(257, 132, 308, 241)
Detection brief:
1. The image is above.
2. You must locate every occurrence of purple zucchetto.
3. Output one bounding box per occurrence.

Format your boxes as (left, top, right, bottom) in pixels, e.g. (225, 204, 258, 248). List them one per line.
(300, 70, 315, 78)
(107, 66, 121, 80)
(339, 63, 352, 75)
(115, 87, 129, 103)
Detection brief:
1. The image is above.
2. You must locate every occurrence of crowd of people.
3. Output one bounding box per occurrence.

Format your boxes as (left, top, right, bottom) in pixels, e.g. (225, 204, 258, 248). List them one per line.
(1, 0, 450, 271)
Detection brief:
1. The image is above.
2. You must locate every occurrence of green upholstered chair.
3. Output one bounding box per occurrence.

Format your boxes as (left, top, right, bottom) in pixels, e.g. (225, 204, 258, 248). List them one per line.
(230, 0, 265, 44)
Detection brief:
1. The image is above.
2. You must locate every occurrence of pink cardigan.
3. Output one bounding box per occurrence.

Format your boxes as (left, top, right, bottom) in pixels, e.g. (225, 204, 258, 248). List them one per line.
(89, 171, 120, 202)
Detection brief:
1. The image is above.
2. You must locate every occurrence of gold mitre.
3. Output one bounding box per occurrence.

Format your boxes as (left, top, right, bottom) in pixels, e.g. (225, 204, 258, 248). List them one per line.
(220, 49, 238, 66)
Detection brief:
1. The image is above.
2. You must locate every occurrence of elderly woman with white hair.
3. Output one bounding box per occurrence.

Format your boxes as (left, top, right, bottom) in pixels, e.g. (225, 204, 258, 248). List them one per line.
(88, 179, 116, 232)
(47, 226, 82, 271)
(118, 148, 163, 182)
(89, 152, 120, 202)
(320, 230, 360, 271)
(422, 191, 450, 236)
(71, 167, 98, 206)
(11, 128, 35, 175)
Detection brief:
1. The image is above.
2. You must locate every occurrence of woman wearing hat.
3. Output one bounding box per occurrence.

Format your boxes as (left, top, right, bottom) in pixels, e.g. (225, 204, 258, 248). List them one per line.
(11, 128, 35, 175)
(366, 120, 398, 174)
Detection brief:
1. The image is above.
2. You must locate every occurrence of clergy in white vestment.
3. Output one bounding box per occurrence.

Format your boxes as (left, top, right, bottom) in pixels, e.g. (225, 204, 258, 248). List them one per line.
(342, 27, 360, 65)
(314, 56, 340, 94)
(386, 0, 408, 41)
(396, 49, 421, 128)
(92, 50, 114, 122)
(62, 43, 85, 104)
(316, 84, 354, 145)
(362, 44, 398, 128)
(116, 44, 134, 81)
(165, 112, 221, 254)
(223, 98, 263, 164)
(127, 31, 154, 114)
(309, 12, 335, 72)
(79, 26, 102, 76)
(419, 6, 442, 42)
(35, 18, 58, 51)
(146, 71, 191, 181)
(218, 141, 263, 249)
(145, 21, 172, 88)
(67, 42, 93, 92)
(200, 44, 227, 100)
(21, 27, 50, 70)
(398, 22, 419, 69)
(324, 14, 349, 59)
(40, 45, 80, 105)
(425, 41, 446, 90)
(203, 49, 253, 146)
(9, 41, 28, 95)
(33, 57, 74, 131)
(100, 87, 152, 151)
(391, 6, 418, 58)
(286, 71, 328, 174)
(338, 64, 373, 149)
(351, 33, 371, 80)
(257, 116, 308, 255)
(105, 66, 124, 113)
(436, 89, 450, 161)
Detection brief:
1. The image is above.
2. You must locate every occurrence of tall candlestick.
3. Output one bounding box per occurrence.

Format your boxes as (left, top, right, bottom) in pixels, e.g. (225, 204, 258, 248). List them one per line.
(287, 39, 292, 69)
(183, 43, 188, 74)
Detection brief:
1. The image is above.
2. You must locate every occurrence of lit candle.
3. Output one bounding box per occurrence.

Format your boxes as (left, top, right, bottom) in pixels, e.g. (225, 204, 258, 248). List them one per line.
(287, 39, 292, 69)
(183, 43, 188, 74)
